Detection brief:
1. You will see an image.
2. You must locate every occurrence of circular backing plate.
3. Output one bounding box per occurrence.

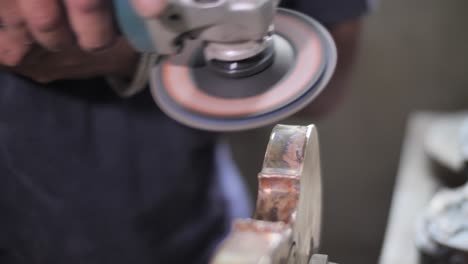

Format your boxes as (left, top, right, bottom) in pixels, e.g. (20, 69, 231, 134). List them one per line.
(150, 8, 337, 132)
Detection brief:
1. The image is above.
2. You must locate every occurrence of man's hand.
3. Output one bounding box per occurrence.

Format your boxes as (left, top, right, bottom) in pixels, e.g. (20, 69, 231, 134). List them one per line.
(0, 0, 118, 67)
(4, 37, 139, 83)
(0, 0, 170, 67)
(13, 0, 168, 53)
(17, 0, 116, 51)
(0, 0, 33, 66)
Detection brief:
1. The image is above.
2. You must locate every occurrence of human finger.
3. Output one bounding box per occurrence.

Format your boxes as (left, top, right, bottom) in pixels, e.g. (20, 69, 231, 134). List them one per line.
(63, 0, 117, 51)
(18, 0, 74, 51)
(0, 0, 33, 66)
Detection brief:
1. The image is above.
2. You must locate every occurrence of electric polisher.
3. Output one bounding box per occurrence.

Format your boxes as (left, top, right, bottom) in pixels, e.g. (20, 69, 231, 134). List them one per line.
(114, 0, 337, 131)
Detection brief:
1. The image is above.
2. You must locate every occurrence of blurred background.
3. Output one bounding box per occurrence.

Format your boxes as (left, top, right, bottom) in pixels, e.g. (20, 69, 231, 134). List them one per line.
(227, 0, 468, 263)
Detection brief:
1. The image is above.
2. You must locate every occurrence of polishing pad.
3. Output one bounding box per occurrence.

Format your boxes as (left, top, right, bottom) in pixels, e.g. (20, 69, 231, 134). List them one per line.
(150, 8, 337, 132)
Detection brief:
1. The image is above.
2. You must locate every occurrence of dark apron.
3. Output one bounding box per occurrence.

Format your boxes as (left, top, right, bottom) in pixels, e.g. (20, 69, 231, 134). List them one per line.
(0, 73, 228, 264)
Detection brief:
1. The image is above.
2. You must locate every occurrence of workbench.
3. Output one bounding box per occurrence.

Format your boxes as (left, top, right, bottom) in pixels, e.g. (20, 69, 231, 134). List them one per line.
(378, 112, 446, 264)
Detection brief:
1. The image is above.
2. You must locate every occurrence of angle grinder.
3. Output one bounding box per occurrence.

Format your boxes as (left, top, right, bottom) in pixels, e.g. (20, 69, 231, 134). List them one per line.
(114, 0, 337, 131)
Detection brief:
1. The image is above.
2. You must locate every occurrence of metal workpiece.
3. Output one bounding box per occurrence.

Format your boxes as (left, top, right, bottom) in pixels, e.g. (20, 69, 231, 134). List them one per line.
(210, 124, 335, 264)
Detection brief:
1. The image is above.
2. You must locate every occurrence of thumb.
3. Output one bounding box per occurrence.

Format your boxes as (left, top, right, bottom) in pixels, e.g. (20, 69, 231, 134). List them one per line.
(130, 0, 168, 18)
